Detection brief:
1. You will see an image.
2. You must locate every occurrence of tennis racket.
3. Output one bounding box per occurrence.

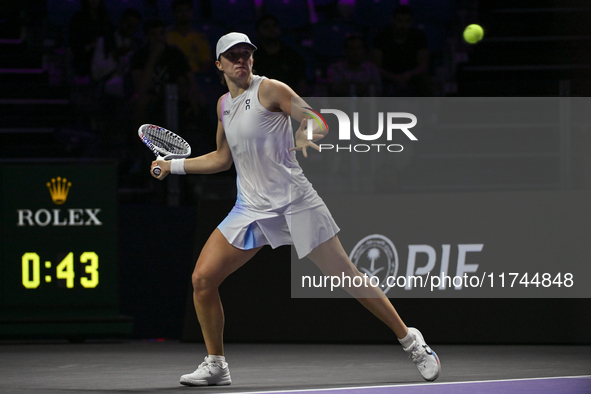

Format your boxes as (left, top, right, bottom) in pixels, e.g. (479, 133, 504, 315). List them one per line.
(138, 124, 191, 176)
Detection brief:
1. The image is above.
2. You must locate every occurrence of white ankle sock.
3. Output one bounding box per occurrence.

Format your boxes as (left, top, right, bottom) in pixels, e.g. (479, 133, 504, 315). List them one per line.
(398, 329, 415, 349)
(207, 355, 226, 365)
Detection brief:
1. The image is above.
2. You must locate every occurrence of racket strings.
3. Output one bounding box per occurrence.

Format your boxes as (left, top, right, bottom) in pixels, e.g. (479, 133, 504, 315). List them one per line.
(145, 127, 189, 155)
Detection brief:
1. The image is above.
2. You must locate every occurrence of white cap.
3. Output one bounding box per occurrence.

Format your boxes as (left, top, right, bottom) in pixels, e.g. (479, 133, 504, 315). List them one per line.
(216, 32, 257, 60)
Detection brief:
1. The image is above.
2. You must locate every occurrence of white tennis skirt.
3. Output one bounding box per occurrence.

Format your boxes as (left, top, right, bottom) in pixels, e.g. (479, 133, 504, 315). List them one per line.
(217, 191, 340, 259)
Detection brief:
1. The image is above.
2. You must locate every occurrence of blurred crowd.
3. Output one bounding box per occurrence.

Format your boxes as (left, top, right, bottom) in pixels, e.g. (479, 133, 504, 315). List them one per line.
(2, 0, 456, 200)
(5, 0, 583, 199)
(50, 0, 445, 192)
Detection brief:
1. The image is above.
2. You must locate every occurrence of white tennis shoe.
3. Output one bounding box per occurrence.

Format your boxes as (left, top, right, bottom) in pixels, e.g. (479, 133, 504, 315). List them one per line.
(180, 356, 232, 386)
(403, 327, 441, 381)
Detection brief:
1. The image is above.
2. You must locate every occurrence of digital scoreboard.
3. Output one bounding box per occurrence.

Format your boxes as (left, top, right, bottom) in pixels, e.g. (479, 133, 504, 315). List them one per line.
(0, 160, 132, 339)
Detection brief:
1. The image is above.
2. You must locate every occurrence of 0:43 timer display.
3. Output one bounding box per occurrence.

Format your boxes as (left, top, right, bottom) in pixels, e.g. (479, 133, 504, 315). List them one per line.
(21, 251, 99, 289)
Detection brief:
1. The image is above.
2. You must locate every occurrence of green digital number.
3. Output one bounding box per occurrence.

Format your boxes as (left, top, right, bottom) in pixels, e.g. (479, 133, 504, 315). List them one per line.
(56, 252, 75, 288)
(80, 252, 99, 288)
(22, 252, 40, 289)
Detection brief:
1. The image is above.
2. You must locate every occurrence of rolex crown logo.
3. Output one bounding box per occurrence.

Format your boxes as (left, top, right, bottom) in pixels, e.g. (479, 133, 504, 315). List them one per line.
(46, 177, 72, 205)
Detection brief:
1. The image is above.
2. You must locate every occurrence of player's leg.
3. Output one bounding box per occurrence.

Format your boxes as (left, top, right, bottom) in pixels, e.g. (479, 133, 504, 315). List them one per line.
(306, 235, 408, 338)
(192, 228, 262, 355)
(306, 235, 440, 381)
(181, 228, 262, 387)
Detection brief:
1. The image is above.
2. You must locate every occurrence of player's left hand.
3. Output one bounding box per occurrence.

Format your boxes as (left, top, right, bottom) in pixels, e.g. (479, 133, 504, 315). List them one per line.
(291, 127, 323, 158)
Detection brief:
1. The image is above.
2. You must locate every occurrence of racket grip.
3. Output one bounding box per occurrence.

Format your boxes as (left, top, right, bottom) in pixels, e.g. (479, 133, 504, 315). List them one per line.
(152, 155, 164, 177)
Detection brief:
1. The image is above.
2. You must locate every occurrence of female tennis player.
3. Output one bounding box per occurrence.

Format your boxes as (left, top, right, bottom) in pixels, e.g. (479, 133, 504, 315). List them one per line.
(151, 32, 440, 386)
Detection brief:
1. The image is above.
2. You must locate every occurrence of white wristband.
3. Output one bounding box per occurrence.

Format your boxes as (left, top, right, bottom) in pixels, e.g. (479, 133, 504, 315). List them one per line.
(170, 158, 186, 175)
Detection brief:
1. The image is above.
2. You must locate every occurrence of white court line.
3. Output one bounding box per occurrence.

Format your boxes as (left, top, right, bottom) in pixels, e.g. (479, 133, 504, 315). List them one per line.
(229, 375, 591, 394)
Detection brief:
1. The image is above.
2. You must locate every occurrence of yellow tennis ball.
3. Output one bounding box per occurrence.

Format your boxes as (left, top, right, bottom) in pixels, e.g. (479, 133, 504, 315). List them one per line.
(463, 24, 484, 44)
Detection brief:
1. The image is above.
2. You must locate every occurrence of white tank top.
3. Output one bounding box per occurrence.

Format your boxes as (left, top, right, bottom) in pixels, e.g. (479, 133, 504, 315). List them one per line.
(221, 75, 314, 211)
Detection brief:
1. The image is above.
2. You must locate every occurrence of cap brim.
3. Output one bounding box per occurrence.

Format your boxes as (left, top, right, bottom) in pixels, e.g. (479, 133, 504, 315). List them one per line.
(218, 42, 257, 59)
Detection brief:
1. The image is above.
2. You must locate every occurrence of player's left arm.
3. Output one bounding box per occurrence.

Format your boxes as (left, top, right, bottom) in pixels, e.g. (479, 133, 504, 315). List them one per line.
(259, 79, 327, 157)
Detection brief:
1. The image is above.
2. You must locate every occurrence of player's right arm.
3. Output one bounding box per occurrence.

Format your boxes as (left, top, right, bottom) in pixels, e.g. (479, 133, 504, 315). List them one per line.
(151, 96, 233, 177)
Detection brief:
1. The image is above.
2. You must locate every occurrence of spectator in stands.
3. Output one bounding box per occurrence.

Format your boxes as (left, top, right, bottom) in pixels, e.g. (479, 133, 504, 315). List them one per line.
(253, 14, 308, 96)
(130, 18, 202, 128)
(91, 8, 142, 158)
(92, 8, 142, 100)
(68, 0, 114, 136)
(327, 34, 382, 97)
(371, 5, 431, 96)
(69, 0, 114, 80)
(166, 0, 212, 74)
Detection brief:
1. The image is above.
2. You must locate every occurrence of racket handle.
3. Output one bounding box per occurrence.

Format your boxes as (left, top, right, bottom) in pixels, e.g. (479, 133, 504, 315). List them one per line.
(152, 155, 164, 177)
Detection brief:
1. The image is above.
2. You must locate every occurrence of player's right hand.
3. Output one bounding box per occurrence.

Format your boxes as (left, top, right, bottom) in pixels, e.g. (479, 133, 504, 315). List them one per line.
(151, 160, 170, 180)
